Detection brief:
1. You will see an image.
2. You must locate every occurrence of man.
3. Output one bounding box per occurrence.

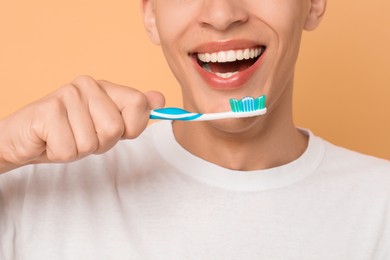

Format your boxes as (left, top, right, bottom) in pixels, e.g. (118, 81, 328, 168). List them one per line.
(1, 0, 389, 259)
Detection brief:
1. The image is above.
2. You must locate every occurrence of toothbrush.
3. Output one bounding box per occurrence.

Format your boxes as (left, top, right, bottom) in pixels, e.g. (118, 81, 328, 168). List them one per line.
(150, 95, 267, 121)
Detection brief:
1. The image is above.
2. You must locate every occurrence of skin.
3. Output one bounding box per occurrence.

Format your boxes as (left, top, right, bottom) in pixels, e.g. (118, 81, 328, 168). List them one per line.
(143, 0, 326, 170)
(0, 77, 165, 173)
(0, 0, 326, 174)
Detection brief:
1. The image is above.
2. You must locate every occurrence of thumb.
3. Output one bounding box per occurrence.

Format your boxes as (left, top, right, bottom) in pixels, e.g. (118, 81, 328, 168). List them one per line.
(145, 91, 166, 109)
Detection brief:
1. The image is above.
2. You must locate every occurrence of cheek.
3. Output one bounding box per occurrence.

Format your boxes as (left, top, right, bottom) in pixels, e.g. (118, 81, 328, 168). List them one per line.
(249, 2, 307, 101)
(256, 2, 306, 62)
(154, 3, 200, 47)
(248, 0, 307, 38)
(153, 6, 202, 85)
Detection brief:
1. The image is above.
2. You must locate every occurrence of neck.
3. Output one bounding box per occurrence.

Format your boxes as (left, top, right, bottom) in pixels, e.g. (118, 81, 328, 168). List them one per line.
(172, 95, 308, 171)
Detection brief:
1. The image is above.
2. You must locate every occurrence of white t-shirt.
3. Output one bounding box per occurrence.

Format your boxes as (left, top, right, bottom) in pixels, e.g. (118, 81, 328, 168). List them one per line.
(1, 121, 390, 260)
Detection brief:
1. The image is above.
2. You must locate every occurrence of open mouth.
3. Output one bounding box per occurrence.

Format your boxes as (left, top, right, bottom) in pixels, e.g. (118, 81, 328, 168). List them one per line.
(193, 46, 266, 79)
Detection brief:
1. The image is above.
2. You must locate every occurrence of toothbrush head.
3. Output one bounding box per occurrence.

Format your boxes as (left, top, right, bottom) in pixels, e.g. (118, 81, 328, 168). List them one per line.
(229, 95, 266, 113)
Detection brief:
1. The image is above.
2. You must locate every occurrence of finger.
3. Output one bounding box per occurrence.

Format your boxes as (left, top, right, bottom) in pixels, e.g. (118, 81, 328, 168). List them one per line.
(144, 90, 166, 109)
(72, 76, 125, 154)
(36, 99, 78, 162)
(60, 84, 99, 158)
(97, 80, 152, 139)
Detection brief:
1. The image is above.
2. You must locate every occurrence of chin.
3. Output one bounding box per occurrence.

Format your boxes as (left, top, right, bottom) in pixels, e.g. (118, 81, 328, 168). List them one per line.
(206, 116, 266, 136)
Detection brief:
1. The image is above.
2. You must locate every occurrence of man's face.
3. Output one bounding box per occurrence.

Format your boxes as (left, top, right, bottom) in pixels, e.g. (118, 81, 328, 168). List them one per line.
(143, 0, 324, 124)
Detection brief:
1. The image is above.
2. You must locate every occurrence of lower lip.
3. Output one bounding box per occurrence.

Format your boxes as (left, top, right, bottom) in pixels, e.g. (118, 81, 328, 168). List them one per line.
(192, 50, 266, 90)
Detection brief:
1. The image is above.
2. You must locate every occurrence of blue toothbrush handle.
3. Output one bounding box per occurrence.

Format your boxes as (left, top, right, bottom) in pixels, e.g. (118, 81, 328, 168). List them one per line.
(150, 108, 203, 121)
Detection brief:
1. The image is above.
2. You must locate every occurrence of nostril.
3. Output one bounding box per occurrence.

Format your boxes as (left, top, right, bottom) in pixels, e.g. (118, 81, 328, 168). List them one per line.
(198, 2, 249, 31)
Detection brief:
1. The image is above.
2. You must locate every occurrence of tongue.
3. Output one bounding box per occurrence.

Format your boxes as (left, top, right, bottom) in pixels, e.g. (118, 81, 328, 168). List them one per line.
(208, 59, 255, 73)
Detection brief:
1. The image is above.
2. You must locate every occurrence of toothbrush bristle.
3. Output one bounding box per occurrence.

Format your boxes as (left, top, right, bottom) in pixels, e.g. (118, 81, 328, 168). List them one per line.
(229, 95, 266, 113)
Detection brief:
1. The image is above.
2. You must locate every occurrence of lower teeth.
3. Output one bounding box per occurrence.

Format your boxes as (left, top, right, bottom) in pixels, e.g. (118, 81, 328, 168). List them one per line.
(202, 63, 238, 79)
(215, 72, 238, 78)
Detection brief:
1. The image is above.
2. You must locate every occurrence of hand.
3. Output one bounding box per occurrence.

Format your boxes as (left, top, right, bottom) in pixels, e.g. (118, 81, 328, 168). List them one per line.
(0, 75, 165, 173)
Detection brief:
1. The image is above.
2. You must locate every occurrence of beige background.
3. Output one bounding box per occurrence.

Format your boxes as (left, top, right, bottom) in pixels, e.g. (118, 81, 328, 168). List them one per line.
(1, 1, 389, 160)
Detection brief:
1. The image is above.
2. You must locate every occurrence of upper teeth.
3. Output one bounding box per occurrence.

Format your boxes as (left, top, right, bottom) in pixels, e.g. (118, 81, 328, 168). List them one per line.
(197, 47, 264, 63)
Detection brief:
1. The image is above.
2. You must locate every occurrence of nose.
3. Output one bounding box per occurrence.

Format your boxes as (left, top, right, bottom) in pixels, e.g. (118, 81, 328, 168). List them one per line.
(198, 0, 249, 31)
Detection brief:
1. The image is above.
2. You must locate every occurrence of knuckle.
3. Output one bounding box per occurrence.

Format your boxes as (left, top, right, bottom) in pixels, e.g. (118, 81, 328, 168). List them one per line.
(123, 128, 143, 139)
(71, 75, 102, 94)
(131, 91, 149, 111)
(120, 91, 150, 139)
(94, 123, 124, 154)
(77, 138, 99, 157)
(96, 79, 110, 86)
(56, 84, 82, 104)
(123, 121, 148, 139)
(31, 97, 65, 125)
(72, 75, 97, 87)
(99, 121, 125, 140)
(47, 149, 77, 162)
